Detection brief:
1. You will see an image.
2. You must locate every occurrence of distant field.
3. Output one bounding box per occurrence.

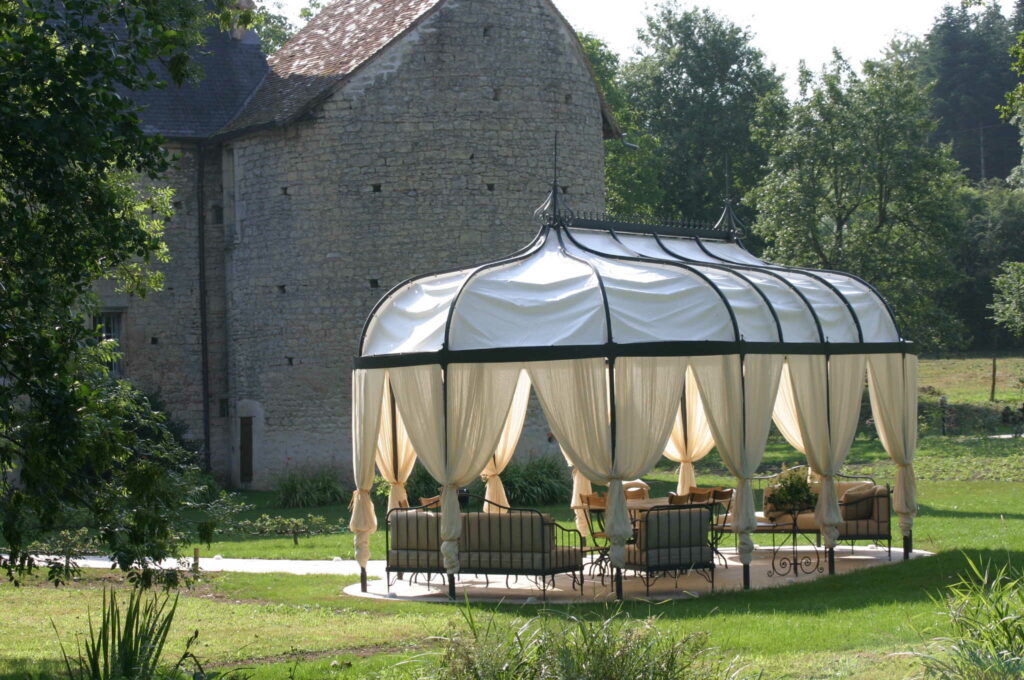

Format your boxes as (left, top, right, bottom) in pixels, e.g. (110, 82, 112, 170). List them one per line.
(918, 355, 1024, 404)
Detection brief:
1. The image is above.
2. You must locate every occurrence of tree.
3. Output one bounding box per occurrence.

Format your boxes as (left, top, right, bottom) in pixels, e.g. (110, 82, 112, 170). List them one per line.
(251, 0, 322, 54)
(618, 4, 784, 221)
(991, 261, 1024, 339)
(0, 0, 238, 583)
(920, 4, 1018, 180)
(578, 33, 667, 217)
(748, 48, 970, 351)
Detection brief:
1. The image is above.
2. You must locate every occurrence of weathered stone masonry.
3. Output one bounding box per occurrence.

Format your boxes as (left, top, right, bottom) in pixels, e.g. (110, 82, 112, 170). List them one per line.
(103, 0, 609, 488)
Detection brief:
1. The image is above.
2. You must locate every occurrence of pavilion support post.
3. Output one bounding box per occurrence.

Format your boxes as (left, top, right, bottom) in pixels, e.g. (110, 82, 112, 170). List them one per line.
(614, 568, 623, 600)
(448, 574, 456, 600)
(360, 567, 368, 593)
(742, 564, 750, 590)
(827, 547, 835, 575)
(903, 531, 912, 560)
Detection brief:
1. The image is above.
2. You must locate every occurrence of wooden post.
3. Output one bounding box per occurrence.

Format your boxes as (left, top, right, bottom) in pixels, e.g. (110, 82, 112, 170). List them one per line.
(742, 564, 750, 590)
(447, 573, 456, 600)
(827, 547, 835, 575)
(903, 531, 913, 560)
(360, 567, 368, 592)
(615, 568, 623, 600)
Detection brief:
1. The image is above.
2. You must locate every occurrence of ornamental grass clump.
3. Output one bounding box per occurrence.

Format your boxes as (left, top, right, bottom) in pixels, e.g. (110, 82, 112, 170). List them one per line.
(274, 467, 350, 508)
(394, 605, 750, 680)
(916, 557, 1024, 679)
(500, 456, 572, 507)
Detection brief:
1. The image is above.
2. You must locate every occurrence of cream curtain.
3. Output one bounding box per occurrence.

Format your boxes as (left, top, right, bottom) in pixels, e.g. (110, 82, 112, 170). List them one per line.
(568, 463, 594, 537)
(375, 378, 417, 510)
(480, 369, 531, 512)
(528, 357, 685, 568)
(776, 354, 867, 548)
(867, 353, 918, 536)
(349, 368, 386, 568)
(662, 367, 716, 494)
(690, 354, 784, 565)
(390, 362, 520, 573)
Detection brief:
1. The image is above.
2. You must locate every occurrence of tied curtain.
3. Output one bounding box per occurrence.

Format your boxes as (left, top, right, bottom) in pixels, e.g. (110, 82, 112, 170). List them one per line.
(690, 354, 783, 566)
(375, 378, 417, 510)
(528, 357, 686, 568)
(867, 353, 918, 536)
(773, 354, 867, 548)
(390, 363, 520, 574)
(662, 367, 716, 495)
(349, 369, 386, 568)
(480, 369, 531, 512)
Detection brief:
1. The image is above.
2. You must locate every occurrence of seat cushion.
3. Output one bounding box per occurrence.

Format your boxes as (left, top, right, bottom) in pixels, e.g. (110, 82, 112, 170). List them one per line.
(840, 483, 877, 521)
(462, 546, 582, 572)
(625, 544, 714, 570)
(388, 549, 443, 570)
(390, 510, 441, 551)
(460, 511, 554, 553)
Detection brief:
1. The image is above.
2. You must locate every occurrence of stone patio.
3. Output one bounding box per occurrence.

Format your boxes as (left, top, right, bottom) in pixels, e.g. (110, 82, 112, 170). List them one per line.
(345, 544, 932, 604)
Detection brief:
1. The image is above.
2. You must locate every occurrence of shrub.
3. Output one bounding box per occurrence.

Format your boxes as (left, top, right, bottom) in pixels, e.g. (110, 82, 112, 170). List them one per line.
(393, 606, 748, 680)
(916, 557, 1024, 679)
(500, 456, 572, 507)
(274, 467, 350, 508)
(236, 514, 334, 545)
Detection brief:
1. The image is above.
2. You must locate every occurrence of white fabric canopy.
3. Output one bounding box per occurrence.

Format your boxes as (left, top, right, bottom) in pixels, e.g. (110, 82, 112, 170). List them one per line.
(352, 199, 916, 585)
(774, 355, 867, 548)
(691, 354, 783, 565)
(528, 357, 686, 567)
(662, 367, 716, 494)
(480, 369, 531, 512)
(349, 369, 386, 568)
(374, 378, 417, 510)
(867, 353, 919, 536)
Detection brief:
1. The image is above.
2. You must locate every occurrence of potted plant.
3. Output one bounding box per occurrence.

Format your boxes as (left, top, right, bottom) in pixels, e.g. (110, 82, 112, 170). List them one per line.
(767, 467, 818, 516)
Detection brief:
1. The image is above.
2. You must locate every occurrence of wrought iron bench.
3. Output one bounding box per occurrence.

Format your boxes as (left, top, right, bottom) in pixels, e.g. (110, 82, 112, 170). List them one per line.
(385, 496, 584, 599)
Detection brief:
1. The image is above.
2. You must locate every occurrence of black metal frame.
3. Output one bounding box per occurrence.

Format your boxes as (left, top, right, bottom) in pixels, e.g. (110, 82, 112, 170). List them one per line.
(751, 467, 894, 565)
(624, 503, 716, 597)
(384, 495, 585, 601)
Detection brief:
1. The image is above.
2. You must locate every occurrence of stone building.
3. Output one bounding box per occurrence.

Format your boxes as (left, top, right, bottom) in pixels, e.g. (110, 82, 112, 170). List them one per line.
(104, 0, 614, 488)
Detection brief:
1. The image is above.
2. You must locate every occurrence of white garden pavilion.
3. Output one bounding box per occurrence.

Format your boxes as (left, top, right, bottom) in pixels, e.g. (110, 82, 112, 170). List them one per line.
(349, 192, 919, 593)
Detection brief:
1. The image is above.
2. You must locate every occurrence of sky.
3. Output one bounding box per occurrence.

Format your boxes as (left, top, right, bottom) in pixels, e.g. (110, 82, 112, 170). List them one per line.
(274, 0, 985, 96)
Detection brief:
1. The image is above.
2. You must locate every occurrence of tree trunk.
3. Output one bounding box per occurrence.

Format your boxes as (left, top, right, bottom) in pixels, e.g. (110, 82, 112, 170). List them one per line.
(991, 356, 998, 402)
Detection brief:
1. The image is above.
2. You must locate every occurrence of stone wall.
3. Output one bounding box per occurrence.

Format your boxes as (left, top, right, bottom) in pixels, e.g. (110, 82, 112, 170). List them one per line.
(222, 0, 606, 487)
(95, 144, 232, 481)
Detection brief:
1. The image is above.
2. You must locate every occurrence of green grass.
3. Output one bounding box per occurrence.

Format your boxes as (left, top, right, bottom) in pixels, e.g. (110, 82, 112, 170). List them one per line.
(5, 356, 1024, 679)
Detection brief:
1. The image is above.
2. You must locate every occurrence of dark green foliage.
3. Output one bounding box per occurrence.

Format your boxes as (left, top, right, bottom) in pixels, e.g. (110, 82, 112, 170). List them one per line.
(274, 467, 350, 508)
(235, 513, 334, 546)
(0, 0, 248, 584)
(916, 557, 1024, 679)
(921, 4, 1018, 181)
(396, 606, 745, 680)
(617, 4, 784, 222)
(499, 457, 573, 507)
(991, 261, 1024, 340)
(749, 49, 970, 351)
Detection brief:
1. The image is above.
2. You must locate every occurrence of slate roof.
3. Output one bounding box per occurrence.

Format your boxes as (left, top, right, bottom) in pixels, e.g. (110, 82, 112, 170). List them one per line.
(218, 0, 444, 136)
(127, 27, 268, 140)
(217, 0, 619, 139)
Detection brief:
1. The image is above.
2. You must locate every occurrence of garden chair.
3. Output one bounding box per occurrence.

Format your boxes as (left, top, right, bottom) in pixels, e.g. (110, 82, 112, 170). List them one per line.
(580, 492, 611, 582)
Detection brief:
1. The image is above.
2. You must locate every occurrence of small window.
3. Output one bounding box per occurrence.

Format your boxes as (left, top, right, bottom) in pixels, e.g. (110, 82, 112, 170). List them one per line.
(94, 310, 124, 378)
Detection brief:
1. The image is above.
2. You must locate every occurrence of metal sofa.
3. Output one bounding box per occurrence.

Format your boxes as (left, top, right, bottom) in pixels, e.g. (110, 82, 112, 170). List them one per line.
(385, 498, 584, 599)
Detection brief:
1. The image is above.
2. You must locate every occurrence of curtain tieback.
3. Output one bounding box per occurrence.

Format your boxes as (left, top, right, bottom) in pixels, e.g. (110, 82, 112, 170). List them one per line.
(480, 473, 494, 482)
(389, 481, 406, 487)
(350, 489, 372, 511)
(895, 462, 913, 468)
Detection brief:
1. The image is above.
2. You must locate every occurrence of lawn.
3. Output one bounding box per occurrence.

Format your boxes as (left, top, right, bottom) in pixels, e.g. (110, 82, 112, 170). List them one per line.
(2, 356, 1023, 679)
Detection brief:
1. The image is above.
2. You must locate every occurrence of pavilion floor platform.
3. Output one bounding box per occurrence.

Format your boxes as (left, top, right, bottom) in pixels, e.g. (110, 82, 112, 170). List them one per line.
(344, 544, 932, 604)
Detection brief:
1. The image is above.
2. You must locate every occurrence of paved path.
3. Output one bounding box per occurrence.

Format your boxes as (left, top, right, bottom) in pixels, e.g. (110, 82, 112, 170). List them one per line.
(74, 556, 388, 578)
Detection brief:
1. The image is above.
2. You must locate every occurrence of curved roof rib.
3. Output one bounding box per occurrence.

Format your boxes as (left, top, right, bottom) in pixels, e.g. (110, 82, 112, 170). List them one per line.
(357, 195, 910, 368)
